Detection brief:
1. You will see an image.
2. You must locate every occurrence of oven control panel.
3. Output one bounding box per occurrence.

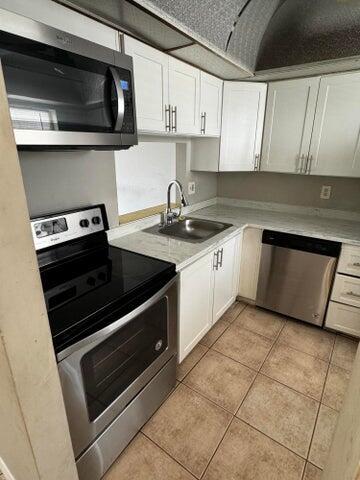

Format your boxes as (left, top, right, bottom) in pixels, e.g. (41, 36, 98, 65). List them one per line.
(31, 206, 106, 251)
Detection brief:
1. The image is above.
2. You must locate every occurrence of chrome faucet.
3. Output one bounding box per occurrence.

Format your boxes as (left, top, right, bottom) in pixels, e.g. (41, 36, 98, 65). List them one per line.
(161, 180, 189, 226)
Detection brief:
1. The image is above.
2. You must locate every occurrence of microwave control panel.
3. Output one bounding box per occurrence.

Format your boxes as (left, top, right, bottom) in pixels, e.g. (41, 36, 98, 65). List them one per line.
(118, 67, 135, 134)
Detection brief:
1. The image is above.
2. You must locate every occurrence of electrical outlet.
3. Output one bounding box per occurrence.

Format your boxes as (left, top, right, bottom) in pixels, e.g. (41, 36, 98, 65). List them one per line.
(188, 181, 196, 195)
(320, 185, 332, 200)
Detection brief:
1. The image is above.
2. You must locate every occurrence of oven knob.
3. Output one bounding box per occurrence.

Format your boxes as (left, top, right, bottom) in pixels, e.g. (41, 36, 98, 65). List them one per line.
(79, 219, 89, 228)
(92, 216, 101, 225)
(87, 276, 96, 286)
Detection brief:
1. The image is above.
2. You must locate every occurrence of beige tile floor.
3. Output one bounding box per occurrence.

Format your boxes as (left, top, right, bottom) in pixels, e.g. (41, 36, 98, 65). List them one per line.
(104, 301, 359, 480)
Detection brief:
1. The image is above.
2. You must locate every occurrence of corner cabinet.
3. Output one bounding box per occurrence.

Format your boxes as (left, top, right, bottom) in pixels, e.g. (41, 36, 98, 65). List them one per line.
(178, 234, 240, 362)
(219, 82, 267, 172)
(261, 71, 360, 178)
(309, 72, 360, 177)
(261, 77, 320, 174)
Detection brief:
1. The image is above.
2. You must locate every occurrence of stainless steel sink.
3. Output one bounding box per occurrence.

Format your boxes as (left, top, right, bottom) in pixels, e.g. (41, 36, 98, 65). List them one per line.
(144, 217, 233, 243)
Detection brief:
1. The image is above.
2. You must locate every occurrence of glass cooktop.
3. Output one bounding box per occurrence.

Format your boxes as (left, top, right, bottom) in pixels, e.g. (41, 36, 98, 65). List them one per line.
(40, 245, 176, 354)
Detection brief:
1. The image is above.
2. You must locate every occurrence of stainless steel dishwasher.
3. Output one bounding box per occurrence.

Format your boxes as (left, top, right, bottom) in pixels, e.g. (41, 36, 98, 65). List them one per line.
(256, 230, 341, 326)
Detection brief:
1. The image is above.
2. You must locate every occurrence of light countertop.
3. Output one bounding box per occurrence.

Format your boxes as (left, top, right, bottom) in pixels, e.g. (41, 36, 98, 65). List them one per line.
(109, 202, 360, 271)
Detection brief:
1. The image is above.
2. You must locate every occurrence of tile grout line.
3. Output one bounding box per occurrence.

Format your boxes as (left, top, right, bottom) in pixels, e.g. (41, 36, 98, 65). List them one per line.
(208, 320, 335, 403)
(177, 345, 209, 382)
(236, 416, 309, 463)
(302, 334, 336, 477)
(180, 301, 248, 381)
(199, 415, 236, 479)
(179, 380, 240, 417)
(140, 431, 198, 479)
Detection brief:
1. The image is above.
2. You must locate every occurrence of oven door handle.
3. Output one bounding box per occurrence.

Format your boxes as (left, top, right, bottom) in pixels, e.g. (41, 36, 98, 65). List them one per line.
(57, 275, 178, 362)
(109, 66, 125, 132)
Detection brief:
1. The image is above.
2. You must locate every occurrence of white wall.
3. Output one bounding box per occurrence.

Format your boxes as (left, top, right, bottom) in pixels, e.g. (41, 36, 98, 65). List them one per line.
(19, 151, 119, 227)
(115, 142, 176, 214)
(218, 171, 360, 212)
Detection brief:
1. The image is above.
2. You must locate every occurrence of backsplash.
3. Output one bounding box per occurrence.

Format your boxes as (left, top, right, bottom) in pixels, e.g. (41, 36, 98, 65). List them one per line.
(19, 151, 119, 227)
(218, 172, 360, 212)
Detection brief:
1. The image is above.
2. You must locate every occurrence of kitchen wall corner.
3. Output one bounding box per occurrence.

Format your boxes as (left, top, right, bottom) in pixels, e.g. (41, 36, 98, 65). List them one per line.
(176, 141, 218, 204)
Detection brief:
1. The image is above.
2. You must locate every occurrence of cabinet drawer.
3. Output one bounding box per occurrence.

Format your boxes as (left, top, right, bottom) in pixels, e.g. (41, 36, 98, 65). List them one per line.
(326, 301, 360, 337)
(331, 273, 360, 308)
(338, 245, 360, 277)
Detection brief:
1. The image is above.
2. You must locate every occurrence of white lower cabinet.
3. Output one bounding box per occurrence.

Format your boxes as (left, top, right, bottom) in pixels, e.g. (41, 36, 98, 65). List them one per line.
(178, 234, 240, 362)
(178, 252, 214, 363)
(213, 236, 239, 322)
(325, 244, 360, 338)
(238, 227, 263, 301)
(326, 302, 360, 338)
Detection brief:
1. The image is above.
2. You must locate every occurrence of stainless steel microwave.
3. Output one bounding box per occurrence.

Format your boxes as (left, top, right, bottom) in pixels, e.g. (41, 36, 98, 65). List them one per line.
(0, 9, 137, 150)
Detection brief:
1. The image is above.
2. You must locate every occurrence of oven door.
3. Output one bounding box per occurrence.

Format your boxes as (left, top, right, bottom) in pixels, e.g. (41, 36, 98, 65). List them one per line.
(58, 276, 177, 458)
(0, 12, 137, 149)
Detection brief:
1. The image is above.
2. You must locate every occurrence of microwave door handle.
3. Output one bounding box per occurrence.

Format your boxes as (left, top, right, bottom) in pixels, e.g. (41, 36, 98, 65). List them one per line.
(109, 66, 125, 131)
(56, 275, 178, 362)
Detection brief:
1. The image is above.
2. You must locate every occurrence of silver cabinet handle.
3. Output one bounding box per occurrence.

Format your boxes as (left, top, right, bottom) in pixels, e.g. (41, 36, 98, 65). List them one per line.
(218, 248, 224, 268)
(298, 154, 306, 174)
(254, 154, 260, 171)
(200, 112, 205, 134)
(171, 106, 177, 132)
(346, 291, 360, 298)
(165, 105, 171, 132)
(353, 262, 360, 267)
(203, 112, 206, 134)
(306, 154, 313, 174)
(213, 250, 219, 270)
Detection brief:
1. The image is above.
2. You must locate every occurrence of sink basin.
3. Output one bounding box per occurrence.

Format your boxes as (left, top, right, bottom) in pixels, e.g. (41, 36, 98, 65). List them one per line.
(144, 217, 233, 243)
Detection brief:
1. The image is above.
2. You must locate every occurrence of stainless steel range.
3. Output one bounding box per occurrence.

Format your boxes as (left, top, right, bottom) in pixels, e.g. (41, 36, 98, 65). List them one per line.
(31, 205, 178, 480)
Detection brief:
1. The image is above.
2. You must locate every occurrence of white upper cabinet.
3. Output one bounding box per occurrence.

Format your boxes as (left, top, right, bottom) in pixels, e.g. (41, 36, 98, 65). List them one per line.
(309, 72, 360, 177)
(124, 36, 169, 133)
(199, 72, 223, 136)
(168, 57, 200, 135)
(261, 77, 320, 174)
(219, 82, 267, 171)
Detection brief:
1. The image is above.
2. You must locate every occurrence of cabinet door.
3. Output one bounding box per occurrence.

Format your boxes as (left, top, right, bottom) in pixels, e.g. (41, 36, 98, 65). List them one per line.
(178, 252, 214, 362)
(326, 301, 360, 338)
(200, 72, 223, 136)
(309, 72, 360, 177)
(169, 57, 200, 135)
(124, 35, 169, 133)
(261, 77, 320, 173)
(219, 82, 267, 171)
(213, 236, 239, 322)
(238, 227, 263, 301)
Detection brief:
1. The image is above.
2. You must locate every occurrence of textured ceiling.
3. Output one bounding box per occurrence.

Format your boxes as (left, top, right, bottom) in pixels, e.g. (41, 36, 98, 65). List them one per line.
(257, 0, 360, 70)
(138, 0, 360, 71)
(57, 0, 360, 76)
(227, 0, 286, 72)
(144, 0, 246, 51)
